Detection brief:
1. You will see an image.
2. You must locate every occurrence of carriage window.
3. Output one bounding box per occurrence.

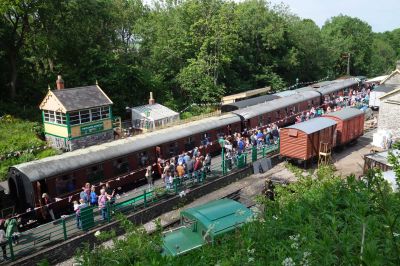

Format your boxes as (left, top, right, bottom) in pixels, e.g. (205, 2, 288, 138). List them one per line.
(138, 151, 149, 167)
(169, 142, 179, 157)
(87, 164, 104, 184)
(55, 174, 76, 195)
(202, 133, 211, 146)
(258, 115, 263, 127)
(113, 157, 130, 175)
(185, 136, 195, 151)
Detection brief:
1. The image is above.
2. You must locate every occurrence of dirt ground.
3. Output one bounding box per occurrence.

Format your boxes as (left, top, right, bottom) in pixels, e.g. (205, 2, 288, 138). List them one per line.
(332, 129, 375, 177)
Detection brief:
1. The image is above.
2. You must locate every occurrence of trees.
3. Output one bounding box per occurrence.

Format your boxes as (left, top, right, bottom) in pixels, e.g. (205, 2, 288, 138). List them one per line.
(0, 0, 399, 119)
(321, 15, 374, 76)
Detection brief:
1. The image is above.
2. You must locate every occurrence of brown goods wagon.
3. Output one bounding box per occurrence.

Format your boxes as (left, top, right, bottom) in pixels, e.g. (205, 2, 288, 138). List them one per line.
(280, 117, 337, 161)
(323, 108, 364, 146)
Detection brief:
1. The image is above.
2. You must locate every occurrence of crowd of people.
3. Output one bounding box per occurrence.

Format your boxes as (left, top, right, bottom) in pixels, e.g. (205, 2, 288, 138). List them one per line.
(293, 87, 371, 124)
(68, 181, 117, 229)
(145, 152, 212, 190)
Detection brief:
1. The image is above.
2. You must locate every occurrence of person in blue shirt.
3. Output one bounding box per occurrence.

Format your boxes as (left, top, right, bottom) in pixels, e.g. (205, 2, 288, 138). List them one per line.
(90, 186, 98, 206)
(237, 138, 245, 155)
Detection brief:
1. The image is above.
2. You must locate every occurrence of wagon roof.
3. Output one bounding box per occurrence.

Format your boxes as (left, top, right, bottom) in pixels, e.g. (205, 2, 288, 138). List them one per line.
(324, 107, 364, 121)
(233, 91, 320, 120)
(10, 114, 240, 182)
(317, 78, 358, 95)
(285, 117, 336, 134)
(181, 199, 253, 236)
(222, 94, 280, 110)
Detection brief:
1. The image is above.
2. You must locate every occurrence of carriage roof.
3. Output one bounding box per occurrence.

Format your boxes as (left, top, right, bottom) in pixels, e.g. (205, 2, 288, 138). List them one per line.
(10, 114, 240, 182)
(316, 78, 358, 95)
(233, 91, 321, 120)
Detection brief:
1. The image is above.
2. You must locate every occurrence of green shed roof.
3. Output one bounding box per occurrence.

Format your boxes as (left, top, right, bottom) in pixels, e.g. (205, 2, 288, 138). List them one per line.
(181, 199, 253, 237)
(162, 227, 204, 256)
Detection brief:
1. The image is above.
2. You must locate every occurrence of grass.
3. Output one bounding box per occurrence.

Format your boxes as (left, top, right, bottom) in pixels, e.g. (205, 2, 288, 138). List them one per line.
(0, 115, 59, 181)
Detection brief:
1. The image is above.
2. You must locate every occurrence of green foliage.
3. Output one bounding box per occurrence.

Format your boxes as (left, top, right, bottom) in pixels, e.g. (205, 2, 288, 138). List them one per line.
(75, 165, 400, 265)
(0, 115, 59, 181)
(1, 0, 399, 120)
(75, 214, 164, 265)
(321, 15, 374, 76)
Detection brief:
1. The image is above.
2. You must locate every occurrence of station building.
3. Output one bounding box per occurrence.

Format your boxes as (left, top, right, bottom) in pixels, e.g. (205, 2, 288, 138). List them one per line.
(39, 76, 114, 151)
(130, 92, 179, 131)
(377, 61, 400, 139)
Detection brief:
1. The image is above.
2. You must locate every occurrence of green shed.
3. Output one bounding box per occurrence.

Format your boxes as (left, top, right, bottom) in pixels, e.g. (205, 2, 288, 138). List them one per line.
(162, 199, 253, 256)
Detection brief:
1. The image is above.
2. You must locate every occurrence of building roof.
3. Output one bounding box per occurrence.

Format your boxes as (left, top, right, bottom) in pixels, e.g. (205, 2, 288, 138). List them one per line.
(324, 107, 364, 121)
(381, 69, 400, 84)
(285, 117, 336, 134)
(234, 91, 321, 120)
(10, 113, 240, 182)
(51, 85, 113, 111)
(131, 103, 179, 121)
(221, 87, 271, 103)
(365, 150, 400, 166)
(181, 199, 253, 237)
(379, 86, 400, 100)
(221, 94, 280, 112)
(316, 78, 359, 95)
(372, 85, 395, 93)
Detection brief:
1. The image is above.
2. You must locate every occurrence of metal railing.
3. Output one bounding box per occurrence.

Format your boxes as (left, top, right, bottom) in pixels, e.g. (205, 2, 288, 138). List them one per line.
(1, 142, 279, 263)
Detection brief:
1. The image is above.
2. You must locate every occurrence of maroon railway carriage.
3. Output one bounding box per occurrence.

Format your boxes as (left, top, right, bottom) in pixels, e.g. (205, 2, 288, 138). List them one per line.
(316, 78, 359, 104)
(7, 114, 241, 217)
(233, 91, 321, 129)
(279, 117, 337, 161)
(323, 107, 365, 146)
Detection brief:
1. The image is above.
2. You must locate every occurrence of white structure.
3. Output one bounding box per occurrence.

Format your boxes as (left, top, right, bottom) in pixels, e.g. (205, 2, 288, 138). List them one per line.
(131, 92, 180, 130)
(369, 85, 393, 109)
(377, 61, 400, 139)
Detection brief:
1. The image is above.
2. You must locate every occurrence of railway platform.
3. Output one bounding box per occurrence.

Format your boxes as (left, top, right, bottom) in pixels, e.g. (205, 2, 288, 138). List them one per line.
(2, 143, 279, 265)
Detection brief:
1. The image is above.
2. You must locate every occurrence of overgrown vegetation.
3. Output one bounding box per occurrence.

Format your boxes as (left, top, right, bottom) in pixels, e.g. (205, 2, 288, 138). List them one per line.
(71, 161, 400, 265)
(0, 115, 59, 181)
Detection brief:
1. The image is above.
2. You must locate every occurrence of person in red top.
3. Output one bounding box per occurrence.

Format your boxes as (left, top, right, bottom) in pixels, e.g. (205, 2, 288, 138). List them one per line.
(194, 157, 203, 172)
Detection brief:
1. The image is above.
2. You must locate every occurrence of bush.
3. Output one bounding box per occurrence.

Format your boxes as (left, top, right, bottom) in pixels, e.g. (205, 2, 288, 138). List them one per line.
(0, 115, 58, 181)
(75, 165, 400, 265)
